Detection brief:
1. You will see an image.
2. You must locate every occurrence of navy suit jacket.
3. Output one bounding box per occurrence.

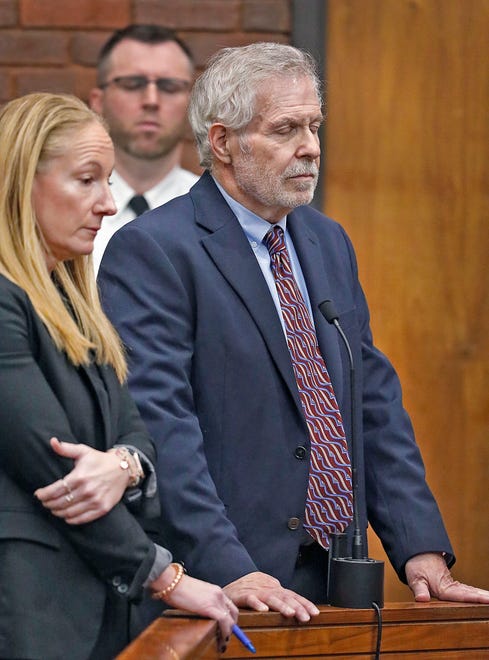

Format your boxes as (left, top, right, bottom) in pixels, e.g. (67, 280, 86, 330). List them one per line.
(99, 172, 453, 590)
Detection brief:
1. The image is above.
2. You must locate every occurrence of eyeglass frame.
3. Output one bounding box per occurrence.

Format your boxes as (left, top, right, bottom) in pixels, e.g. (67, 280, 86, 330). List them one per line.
(99, 75, 192, 94)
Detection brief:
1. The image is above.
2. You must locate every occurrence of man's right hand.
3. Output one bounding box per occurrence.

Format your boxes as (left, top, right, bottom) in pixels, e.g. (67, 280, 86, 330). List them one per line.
(223, 571, 319, 622)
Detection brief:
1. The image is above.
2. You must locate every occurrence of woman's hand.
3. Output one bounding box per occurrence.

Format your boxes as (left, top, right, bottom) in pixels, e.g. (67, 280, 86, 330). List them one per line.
(34, 437, 129, 524)
(150, 565, 239, 653)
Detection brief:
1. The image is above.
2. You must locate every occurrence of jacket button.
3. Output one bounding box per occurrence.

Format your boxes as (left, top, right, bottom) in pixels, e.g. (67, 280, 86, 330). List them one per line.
(294, 446, 307, 459)
(287, 517, 301, 530)
(112, 575, 122, 587)
(117, 583, 129, 594)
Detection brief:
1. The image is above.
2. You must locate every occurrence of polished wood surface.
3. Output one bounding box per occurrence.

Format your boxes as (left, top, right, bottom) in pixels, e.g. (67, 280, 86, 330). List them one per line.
(117, 615, 217, 660)
(118, 602, 489, 659)
(324, 0, 489, 600)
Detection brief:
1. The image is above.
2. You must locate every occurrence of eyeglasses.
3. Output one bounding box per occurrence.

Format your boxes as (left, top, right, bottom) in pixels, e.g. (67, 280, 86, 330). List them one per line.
(99, 76, 191, 94)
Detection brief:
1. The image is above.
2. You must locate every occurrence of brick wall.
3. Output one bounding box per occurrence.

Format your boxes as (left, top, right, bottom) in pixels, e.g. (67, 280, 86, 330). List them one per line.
(0, 0, 292, 171)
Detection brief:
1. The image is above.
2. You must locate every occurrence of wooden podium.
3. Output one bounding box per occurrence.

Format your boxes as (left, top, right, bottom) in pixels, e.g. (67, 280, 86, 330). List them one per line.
(118, 601, 489, 659)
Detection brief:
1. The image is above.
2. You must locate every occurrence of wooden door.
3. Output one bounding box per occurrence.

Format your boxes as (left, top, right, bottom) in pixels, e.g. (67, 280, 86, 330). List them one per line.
(324, 0, 489, 599)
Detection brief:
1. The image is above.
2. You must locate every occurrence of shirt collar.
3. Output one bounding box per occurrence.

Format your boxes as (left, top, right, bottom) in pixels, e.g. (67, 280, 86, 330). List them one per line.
(109, 170, 134, 212)
(110, 166, 184, 211)
(213, 177, 287, 246)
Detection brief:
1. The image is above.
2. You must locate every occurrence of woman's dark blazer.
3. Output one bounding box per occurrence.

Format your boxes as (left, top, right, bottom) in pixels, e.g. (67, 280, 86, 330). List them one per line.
(0, 274, 158, 660)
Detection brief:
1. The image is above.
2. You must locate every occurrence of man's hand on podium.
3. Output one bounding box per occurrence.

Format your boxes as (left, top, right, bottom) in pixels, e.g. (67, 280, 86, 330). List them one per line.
(224, 571, 320, 622)
(406, 552, 489, 603)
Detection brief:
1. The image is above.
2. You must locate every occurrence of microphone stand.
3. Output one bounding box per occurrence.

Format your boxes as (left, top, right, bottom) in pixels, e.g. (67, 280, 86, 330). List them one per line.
(319, 300, 384, 609)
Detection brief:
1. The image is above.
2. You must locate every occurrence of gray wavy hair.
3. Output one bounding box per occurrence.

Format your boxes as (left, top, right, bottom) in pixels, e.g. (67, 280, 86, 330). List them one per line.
(189, 42, 322, 169)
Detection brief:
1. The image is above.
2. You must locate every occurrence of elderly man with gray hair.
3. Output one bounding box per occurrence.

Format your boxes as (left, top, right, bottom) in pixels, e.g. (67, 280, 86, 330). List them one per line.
(99, 42, 489, 621)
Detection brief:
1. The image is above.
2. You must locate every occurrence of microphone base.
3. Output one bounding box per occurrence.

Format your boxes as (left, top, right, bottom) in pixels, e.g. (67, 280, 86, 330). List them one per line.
(328, 557, 384, 609)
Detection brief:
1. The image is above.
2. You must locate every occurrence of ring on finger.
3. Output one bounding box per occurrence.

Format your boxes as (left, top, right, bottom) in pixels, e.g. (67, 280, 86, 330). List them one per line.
(62, 478, 72, 495)
(65, 492, 74, 503)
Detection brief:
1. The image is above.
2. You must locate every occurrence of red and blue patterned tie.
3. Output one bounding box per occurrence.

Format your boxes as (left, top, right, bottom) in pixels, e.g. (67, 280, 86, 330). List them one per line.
(264, 225, 353, 549)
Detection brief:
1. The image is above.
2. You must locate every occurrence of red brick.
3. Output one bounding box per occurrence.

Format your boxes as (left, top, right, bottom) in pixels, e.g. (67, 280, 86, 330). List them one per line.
(243, 0, 291, 33)
(181, 139, 203, 177)
(134, 0, 240, 30)
(0, 69, 13, 103)
(0, 0, 17, 26)
(185, 31, 289, 68)
(0, 30, 68, 65)
(0, 1, 292, 123)
(20, 0, 130, 28)
(14, 67, 77, 96)
(71, 31, 113, 67)
(74, 65, 98, 102)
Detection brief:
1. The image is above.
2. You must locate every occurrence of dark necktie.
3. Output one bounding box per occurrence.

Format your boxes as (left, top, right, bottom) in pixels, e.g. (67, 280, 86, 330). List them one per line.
(128, 194, 149, 216)
(264, 225, 353, 549)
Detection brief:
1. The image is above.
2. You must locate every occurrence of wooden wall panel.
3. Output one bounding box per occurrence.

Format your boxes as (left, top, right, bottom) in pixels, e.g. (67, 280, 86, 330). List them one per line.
(323, 0, 489, 599)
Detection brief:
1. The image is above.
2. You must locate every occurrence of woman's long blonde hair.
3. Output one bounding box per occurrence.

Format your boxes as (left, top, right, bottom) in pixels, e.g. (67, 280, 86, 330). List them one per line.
(0, 92, 127, 381)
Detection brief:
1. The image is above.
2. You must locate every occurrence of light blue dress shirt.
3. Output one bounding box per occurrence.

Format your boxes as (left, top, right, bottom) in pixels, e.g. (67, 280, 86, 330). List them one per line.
(214, 179, 315, 335)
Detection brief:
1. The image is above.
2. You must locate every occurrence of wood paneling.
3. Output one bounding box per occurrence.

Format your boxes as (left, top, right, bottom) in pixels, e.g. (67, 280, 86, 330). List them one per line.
(324, 0, 489, 599)
(118, 603, 489, 658)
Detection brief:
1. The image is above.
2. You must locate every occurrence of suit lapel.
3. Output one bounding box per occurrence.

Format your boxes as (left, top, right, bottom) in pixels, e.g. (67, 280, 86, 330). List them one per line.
(78, 361, 112, 449)
(191, 174, 345, 417)
(55, 284, 113, 449)
(192, 175, 304, 416)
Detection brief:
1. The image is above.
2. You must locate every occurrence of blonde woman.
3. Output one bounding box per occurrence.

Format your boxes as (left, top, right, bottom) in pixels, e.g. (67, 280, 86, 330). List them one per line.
(0, 92, 237, 660)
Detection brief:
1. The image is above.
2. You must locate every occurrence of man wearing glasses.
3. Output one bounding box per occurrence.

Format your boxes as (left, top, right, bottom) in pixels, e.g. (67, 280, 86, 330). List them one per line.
(89, 24, 198, 273)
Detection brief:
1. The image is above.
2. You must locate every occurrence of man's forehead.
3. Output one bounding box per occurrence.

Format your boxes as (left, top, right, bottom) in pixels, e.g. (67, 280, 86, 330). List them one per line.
(254, 76, 322, 119)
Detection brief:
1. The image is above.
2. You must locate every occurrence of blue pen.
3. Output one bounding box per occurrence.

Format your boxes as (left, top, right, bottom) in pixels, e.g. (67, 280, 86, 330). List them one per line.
(232, 624, 256, 653)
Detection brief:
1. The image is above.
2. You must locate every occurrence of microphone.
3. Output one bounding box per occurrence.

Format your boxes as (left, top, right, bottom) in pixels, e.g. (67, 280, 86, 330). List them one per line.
(319, 299, 384, 609)
(319, 300, 363, 559)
